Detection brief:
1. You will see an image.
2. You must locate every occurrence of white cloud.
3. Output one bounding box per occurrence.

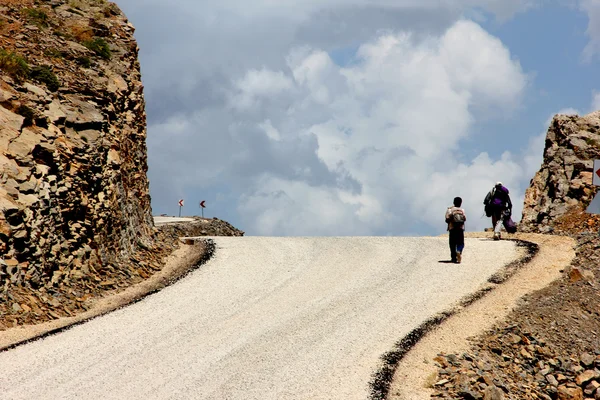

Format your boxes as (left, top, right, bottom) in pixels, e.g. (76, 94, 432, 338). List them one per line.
(231, 69, 294, 110)
(581, 0, 600, 61)
(225, 20, 528, 235)
(259, 120, 282, 141)
(117, 0, 540, 235)
(592, 90, 600, 111)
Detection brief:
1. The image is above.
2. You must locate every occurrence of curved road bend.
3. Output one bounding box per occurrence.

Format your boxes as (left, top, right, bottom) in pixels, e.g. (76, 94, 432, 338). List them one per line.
(0, 237, 518, 400)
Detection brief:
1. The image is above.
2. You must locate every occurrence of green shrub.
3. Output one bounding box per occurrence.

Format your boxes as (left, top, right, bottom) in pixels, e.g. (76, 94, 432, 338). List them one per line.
(0, 48, 29, 82)
(16, 105, 35, 127)
(76, 56, 92, 68)
(82, 37, 111, 60)
(22, 8, 49, 28)
(44, 48, 64, 59)
(30, 66, 60, 92)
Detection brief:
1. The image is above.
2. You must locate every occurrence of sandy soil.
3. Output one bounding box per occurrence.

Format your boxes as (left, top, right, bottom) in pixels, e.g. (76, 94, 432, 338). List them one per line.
(387, 232, 575, 400)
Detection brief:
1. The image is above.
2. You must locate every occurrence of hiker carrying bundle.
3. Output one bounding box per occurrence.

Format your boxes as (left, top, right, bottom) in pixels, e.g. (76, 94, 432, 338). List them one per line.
(483, 182, 513, 240)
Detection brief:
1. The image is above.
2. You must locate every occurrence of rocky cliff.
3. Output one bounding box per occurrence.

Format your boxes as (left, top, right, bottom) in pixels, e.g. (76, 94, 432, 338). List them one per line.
(520, 111, 600, 234)
(0, 0, 157, 326)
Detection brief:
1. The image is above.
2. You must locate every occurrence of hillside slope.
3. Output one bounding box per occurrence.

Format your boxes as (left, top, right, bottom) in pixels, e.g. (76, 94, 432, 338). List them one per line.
(0, 1, 244, 330)
(429, 111, 600, 400)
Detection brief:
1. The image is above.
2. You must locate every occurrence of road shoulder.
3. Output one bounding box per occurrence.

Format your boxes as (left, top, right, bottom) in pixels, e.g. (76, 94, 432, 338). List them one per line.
(0, 240, 213, 351)
(386, 232, 575, 400)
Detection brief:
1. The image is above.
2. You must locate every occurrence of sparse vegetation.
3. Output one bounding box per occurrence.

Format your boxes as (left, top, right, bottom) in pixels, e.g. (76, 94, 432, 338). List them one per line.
(44, 48, 64, 59)
(0, 48, 29, 82)
(67, 8, 84, 16)
(423, 372, 438, 389)
(68, 0, 83, 10)
(16, 105, 35, 127)
(30, 66, 60, 92)
(70, 25, 94, 41)
(76, 56, 92, 68)
(83, 37, 111, 60)
(22, 8, 49, 28)
(102, 3, 119, 17)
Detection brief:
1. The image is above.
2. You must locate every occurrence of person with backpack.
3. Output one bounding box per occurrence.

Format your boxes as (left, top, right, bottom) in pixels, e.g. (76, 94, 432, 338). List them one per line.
(445, 197, 466, 264)
(483, 182, 513, 240)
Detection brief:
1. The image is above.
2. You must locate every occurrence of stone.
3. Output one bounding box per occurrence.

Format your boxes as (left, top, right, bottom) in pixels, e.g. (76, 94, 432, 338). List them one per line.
(547, 374, 559, 387)
(63, 95, 105, 130)
(483, 386, 505, 400)
(0, 86, 16, 102)
(577, 370, 600, 386)
(0, 105, 25, 133)
(23, 83, 47, 97)
(458, 388, 483, 400)
(557, 385, 583, 400)
(7, 128, 42, 157)
(44, 100, 67, 124)
(582, 354, 596, 367)
(569, 267, 595, 283)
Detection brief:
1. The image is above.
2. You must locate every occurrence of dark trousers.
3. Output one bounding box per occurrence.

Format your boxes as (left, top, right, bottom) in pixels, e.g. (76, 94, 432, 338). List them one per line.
(449, 228, 464, 262)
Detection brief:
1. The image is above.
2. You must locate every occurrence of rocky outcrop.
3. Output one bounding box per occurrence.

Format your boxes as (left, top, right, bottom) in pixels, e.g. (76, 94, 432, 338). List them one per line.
(520, 111, 600, 233)
(0, 0, 155, 327)
(0, 0, 152, 285)
(159, 217, 245, 238)
(0, 1, 244, 330)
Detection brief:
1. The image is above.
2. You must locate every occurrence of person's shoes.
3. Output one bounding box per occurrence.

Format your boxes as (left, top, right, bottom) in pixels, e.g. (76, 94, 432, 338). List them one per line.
(451, 258, 457, 263)
(493, 232, 500, 241)
(456, 252, 462, 263)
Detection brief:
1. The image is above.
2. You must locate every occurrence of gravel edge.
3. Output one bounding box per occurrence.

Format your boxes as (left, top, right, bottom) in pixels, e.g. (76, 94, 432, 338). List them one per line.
(368, 239, 538, 400)
(0, 239, 216, 352)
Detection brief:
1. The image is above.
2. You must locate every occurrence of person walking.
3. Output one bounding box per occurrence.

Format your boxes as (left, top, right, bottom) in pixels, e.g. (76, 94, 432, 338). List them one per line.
(483, 182, 512, 240)
(445, 197, 466, 264)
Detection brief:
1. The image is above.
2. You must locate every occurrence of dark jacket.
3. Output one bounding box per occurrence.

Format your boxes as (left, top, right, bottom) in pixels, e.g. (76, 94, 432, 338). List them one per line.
(484, 185, 512, 210)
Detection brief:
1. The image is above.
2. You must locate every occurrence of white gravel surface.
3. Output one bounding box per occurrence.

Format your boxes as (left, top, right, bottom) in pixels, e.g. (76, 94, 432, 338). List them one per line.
(0, 237, 518, 400)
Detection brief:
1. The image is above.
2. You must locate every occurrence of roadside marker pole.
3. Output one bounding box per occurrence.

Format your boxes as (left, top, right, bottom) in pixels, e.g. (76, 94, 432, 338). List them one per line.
(178, 199, 184, 217)
(200, 200, 206, 218)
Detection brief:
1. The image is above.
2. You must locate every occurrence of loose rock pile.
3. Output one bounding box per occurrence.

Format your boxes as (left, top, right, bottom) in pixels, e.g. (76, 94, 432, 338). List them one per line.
(159, 217, 245, 238)
(432, 329, 600, 400)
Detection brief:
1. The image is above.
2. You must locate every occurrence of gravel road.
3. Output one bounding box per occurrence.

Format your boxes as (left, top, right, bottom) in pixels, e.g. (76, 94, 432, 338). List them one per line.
(0, 237, 518, 400)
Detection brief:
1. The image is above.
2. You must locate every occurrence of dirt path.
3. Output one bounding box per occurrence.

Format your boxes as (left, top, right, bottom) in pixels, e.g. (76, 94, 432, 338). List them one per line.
(387, 233, 575, 400)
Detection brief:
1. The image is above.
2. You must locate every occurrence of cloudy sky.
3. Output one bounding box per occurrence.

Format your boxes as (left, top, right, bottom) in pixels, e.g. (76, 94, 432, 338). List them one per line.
(118, 0, 600, 236)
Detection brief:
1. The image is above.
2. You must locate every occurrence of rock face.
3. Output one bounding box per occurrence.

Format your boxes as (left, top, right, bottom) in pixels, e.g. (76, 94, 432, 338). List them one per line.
(0, 2, 152, 297)
(520, 111, 600, 233)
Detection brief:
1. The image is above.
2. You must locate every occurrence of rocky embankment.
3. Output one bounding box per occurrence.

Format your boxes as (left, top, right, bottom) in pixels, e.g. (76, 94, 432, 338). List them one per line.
(0, 1, 244, 330)
(521, 111, 600, 233)
(430, 111, 600, 400)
